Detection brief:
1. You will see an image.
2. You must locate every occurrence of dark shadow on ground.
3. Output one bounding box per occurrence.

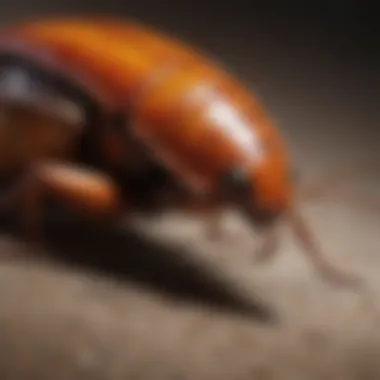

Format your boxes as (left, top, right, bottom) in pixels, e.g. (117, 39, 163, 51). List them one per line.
(0, 211, 277, 324)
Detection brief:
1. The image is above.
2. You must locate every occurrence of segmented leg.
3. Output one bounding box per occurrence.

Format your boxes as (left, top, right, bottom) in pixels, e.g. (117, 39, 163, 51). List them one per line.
(0, 161, 123, 242)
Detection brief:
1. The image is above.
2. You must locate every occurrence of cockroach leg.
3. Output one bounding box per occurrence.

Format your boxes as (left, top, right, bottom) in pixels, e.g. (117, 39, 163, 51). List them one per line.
(182, 193, 234, 242)
(0, 161, 123, 242)
(204, 208, 227, 241)
(254, 227, 280, 264)
(287, 207, 363, 288)
(203, 206, 241, 242)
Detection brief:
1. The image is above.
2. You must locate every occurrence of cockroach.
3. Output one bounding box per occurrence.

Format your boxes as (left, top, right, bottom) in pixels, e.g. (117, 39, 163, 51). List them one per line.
(0, 17, 367, 289)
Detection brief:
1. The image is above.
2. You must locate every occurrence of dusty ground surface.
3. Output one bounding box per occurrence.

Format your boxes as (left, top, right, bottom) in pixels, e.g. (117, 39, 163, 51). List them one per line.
(1, 7, 380, 380)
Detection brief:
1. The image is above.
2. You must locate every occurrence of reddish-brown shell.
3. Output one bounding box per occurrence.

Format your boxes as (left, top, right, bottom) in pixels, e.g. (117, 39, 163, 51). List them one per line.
(0, 18, 293, 214)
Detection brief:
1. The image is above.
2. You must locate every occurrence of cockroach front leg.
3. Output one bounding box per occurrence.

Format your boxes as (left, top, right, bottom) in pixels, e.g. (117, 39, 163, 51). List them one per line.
(204, 207, 229, 241)
(0, 161, 123, 242)
(253, 227, 280, 263)
(178, 193, 234, 242)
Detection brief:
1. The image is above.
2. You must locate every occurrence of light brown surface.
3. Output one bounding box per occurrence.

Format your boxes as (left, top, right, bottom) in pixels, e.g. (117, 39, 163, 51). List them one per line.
(0, 11, 380, 380)
(1, 230, 380, 380)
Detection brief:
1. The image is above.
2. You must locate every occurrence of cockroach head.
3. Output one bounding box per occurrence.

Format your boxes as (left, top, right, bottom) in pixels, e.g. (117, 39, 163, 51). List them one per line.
(220, 166, 281, 228)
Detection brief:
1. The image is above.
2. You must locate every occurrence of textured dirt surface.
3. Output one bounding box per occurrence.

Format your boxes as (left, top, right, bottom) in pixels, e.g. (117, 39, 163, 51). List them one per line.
(1, 7, 380, 380)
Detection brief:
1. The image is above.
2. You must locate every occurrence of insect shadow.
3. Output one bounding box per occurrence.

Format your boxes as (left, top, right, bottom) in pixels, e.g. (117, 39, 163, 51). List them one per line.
(0, 209, 277, 324)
